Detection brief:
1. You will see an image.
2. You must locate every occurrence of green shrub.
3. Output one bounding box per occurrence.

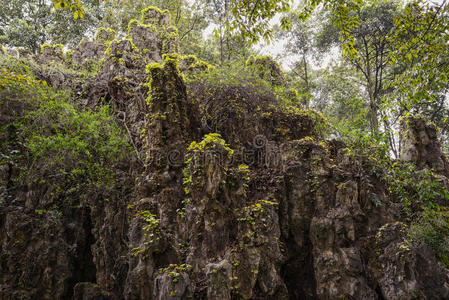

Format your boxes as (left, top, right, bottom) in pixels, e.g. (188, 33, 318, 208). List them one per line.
(185, 59, 270, 90)
(246, 55, 285, 87)
(341, 128, 449, 267)
(0, 66, 131, 205)
(340, 130, 448, 213)
(0, 56, 34, 76)
(385, 164, 449, 211)
(186, 59, 305, 108)
(409, 208, 449, 267)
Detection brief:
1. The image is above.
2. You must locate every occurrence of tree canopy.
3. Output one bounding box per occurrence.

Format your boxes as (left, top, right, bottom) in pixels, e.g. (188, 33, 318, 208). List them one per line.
(0, 0, 104, 52)
(1, 0, 448, 154)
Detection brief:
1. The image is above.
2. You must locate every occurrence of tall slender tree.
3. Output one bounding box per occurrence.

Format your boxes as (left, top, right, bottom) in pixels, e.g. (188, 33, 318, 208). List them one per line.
(316, 1, 400, 133)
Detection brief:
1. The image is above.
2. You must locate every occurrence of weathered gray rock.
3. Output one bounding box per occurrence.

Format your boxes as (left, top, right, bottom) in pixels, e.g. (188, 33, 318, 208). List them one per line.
(206, 260, 232, 300)
(153, 271, 193, 300)
(1, 5, 449, 300)
(72, 38, 102, 67)
(73, 283, 113, 300)
(373, 222, 449, 300)
(0, 211, 73, 299)
(5, 48, 19, 58)
(38, 44, 65, 64)
(400, 116, 449, 175)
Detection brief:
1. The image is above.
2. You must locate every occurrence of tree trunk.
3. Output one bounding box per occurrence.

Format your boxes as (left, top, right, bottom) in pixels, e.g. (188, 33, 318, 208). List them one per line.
(367, 78, 379, 133)
(302, 54, 310, 108)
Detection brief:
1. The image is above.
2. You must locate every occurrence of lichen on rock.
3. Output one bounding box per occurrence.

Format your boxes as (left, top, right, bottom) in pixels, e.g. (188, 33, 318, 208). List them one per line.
(246, 55, 285, 87)
(1, 4, 449, 300)
(400, 115, 449, 175)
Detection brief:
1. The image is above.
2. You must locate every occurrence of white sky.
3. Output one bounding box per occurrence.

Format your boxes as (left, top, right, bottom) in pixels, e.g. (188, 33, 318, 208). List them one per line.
(201, 0, 446, 70)
(255, 0, 447, 70)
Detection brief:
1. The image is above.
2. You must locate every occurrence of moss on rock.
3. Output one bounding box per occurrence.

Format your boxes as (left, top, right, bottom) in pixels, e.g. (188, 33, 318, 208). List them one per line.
(246, 55, 285, 87)
(141, 6, 171, 25)
(95, 27, 116, 46)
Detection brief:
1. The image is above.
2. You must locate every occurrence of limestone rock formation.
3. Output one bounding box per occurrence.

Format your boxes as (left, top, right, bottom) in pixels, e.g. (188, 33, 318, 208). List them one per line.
(373, 223, 449, 299)
(38, 44, 65, 64)
(246, 55, 285, 87)
(1, 6, 449, 300)
(400, 115, 449, 175)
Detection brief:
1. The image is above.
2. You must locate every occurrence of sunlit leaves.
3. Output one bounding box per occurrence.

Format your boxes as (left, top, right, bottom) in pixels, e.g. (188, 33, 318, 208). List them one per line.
(387, 0, 449, 112)
(52, 0, 108, 18)
(229, 0, 291, 44)
(0, 0, 106, 51)
(210, 0, 365, 48)
(209, 0, 291, 45)
(299, 0, 363, 56)
(52, 0, 84, 18)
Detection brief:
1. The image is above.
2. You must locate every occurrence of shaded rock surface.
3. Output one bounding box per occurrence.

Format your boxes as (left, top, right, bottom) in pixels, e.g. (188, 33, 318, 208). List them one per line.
(1, 7, 449, 300)
(400, 115, 449, 175)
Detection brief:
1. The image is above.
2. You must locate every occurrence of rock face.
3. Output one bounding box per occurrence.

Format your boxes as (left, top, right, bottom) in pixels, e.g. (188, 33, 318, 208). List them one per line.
(373, 223, 449, 299)
(1, 7, 449, 300)
(246, 55, 285, 87)
(39, 44, 65, 64)
(400, 116, 449, 175)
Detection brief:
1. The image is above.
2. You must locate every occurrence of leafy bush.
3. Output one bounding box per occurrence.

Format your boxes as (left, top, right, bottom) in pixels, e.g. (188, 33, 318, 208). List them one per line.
(384, 163, 449, 211)
(186, 59, 304, 107)
(341, 131, 448, 213)
(342, 128, 449, 267)
(409, 208, 449, 267)
(0, 56, 34, 77)
(0, 65, 131, 206)
(185, 59, 270, 90)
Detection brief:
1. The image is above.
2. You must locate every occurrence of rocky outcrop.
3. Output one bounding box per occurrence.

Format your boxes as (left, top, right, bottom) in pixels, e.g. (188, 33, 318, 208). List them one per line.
(372, 223, 449, 299)
(400, 115, 449, 175)
(38, 43, 65, 64)
(246, 55, 285, 87)
(1, 6, 449, 300)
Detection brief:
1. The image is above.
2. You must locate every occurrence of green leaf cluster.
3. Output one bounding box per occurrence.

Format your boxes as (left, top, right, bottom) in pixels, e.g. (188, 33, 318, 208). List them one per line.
(409, 208, 449, 267)
(0, 0, 106, 52)
(0, 63, 131, 205)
